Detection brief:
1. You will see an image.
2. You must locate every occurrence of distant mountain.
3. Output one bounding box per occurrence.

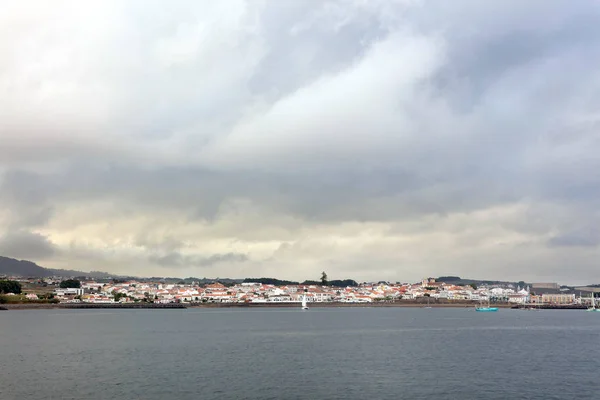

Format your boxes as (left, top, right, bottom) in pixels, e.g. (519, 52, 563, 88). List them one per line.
(0, 255, 111, 278)
(0, 256, 48, 276)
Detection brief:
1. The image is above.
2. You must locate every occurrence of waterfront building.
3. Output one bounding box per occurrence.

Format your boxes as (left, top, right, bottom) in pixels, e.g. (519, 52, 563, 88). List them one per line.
(532, 283, 560, 289)
(507, 294, 528, 304)
(541, 293, 576, 305)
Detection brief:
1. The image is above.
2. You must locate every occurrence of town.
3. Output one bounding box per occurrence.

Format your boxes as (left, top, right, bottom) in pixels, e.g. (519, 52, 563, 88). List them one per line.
(1, 275, 598, 307)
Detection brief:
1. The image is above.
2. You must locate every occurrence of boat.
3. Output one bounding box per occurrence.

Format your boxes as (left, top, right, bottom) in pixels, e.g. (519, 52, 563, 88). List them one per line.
(475, 298, 498, 312)
(301, 291, 309, 310)
(586, 294, 600, 312)
(423, 296, 432, 309)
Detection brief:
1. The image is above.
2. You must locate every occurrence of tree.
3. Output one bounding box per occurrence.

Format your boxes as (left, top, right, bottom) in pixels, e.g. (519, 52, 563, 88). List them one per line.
(321, 271, 328, 285)
(0, 280, 22, 294)
(60, 279, 81, 289)
(469, 283, 478, 290)
(113, 292, 127, 302)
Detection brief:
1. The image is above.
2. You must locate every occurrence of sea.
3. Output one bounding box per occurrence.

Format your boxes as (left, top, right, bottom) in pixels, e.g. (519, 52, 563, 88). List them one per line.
(1, 307, 599, 400)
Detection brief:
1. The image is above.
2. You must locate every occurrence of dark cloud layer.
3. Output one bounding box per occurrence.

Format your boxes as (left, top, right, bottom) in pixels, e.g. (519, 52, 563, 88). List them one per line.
(0, 230, 58, 260)
(149, 252, 249, 268)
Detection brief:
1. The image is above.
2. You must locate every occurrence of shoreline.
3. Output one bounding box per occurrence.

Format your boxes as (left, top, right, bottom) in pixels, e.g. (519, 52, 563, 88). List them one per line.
(2, 302, 587, 310)
(2, 301, 513, 310)
(188, 302, 514, 309)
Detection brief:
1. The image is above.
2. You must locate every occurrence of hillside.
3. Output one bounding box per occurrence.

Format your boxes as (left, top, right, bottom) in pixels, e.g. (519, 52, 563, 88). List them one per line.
(435, 276, 526, 287)
(0, 256, 110, 278)
(0, 256, 49, 276)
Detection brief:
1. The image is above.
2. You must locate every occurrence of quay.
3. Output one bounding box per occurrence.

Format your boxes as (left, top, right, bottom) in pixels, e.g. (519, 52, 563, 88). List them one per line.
(511, 304, 586, 310)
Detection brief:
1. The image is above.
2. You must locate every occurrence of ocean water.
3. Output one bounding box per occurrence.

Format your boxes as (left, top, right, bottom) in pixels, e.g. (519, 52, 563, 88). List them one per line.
(1, 307, 599, 400)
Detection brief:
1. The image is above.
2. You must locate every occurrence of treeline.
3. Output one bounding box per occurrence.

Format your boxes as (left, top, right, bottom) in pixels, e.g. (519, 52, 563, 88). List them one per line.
(243, 278, 299, 285)
(59, 279, 81, 288)
(303, 279, 358, 287)
(0, 280, 22, 294)
(242, 278, 358, 287)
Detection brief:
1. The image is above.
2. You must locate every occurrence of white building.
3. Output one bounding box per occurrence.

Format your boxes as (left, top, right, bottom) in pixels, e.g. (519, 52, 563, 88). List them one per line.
(55, 288, 84, 296)
(507, 294, 528, 304)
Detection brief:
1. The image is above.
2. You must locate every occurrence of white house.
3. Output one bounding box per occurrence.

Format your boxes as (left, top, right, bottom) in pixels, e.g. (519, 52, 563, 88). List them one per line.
(55, 288, 84, 296)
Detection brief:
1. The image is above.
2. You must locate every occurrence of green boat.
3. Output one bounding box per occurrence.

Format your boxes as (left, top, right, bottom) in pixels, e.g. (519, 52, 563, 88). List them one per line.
(475, 307, 499, 312)
(475, 299, 498, 312)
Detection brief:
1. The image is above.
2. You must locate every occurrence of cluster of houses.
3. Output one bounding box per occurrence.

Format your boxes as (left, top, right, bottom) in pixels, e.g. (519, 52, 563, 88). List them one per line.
(41, 277, 586, 305)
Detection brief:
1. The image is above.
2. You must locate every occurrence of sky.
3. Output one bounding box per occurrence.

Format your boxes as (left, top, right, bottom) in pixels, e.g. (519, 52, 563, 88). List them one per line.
(1, 0, 600, 284)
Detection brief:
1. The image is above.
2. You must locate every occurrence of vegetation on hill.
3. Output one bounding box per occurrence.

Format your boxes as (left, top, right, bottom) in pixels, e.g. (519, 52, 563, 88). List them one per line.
(436, 276, 525, 287)
(243, 277, 358, 288)
(243, 278, 299, 285)
(437, 276, 461, 282)
(0, 255, 111, 278)
(0, 256, 47, 276)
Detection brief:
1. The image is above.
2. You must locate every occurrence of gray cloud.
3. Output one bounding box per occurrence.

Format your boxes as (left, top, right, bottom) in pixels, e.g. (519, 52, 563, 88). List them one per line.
(1, 1, 599, 283)
(149, 252, 249, 268)
(0, 230, 58, 260)
(548, 228, 600, 248)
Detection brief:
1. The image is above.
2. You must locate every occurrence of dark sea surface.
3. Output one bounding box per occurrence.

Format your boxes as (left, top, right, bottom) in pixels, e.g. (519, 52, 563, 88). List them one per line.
(1, 307, 599, 400)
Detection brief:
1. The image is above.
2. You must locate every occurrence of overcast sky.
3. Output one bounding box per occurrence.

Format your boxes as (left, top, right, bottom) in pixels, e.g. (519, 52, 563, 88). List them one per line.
(1, 0, 600, 283)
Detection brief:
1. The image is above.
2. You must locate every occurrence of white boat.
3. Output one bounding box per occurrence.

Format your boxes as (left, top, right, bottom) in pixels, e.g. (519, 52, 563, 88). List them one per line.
(423, 296, 432, 309)
(586, 294, 600, 312)
(301, 293, 309, 310)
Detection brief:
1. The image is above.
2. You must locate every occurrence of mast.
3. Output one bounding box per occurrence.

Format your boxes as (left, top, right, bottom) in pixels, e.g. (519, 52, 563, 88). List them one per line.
(301, 287, 308, 309)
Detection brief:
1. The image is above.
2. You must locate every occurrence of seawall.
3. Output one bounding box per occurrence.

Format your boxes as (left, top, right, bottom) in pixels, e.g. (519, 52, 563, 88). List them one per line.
(1, 303, 187, 310)
(188, 301, 514, 309)
(6, 301, 585, 310)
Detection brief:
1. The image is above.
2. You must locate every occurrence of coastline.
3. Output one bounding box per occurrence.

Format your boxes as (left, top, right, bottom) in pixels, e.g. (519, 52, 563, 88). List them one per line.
(2, 301, 514, 310)
(2, 301, 587, 311)
(188, 302, 514, 309)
